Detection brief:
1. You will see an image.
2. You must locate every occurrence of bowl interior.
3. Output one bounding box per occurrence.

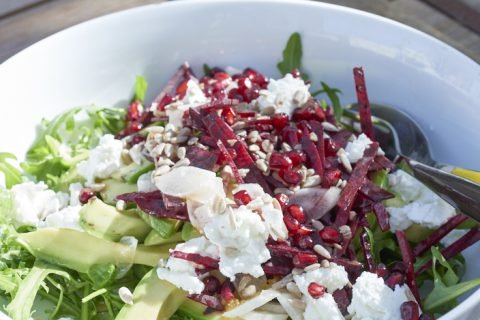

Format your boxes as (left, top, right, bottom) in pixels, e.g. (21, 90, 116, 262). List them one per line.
(1, 1, 479, 318)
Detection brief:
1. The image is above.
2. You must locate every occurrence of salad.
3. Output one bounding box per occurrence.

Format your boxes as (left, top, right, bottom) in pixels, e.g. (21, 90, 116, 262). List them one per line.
(1, 32, 479, 320)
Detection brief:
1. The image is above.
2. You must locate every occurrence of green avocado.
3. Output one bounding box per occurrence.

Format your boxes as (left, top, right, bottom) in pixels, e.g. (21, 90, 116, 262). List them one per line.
(100, 179, 137, 204)
(134, 244, 175, 267)
(144, 230, 183, 246)
(17, 228, 137, 273)
(80, 197, 151, 241)
(115, 269, 186, 320)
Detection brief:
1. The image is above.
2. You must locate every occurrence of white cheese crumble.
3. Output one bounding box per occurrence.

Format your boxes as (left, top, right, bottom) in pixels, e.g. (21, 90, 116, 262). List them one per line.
(10, 181, 68, 227)
(166, 80, 209, 127)
(69, 182, 83, 206)
(233, 183, 288, 241)
(156, 236, 219, 294)
(293, 263, 349, 320)
(348, 272, 409, 320)
(386, 170, 457, 231)
(77, 134, 124, 186)
(137, 171, 157, 192)
(38, 205, 82, 230)
(155, 166, 226, 229)
(204, 206, 271, 280)
(344, 133, 372, 163)
(255, 74, 310, 115)
(128, 143, 145, 165)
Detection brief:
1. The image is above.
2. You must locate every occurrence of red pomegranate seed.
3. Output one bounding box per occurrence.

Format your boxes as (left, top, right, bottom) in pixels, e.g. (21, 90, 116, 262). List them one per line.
(272, 113, 289, 131)
(243, 68, 268, 87)
(293, 252, 318, 268)
(376, 263, 389, 279)
(128, 101, 142, 121)
(287, 205, 306, 223)
(284, 215, 301, 232)
(291, 102, 325, 122)
(291, 68, 301, 78)
(400, 301, 420, 320)
(322, 169, 342, 187)
(128, 121, 143, 133)
(286, 151, 306, 167)
(297, 235, 314, 249)
(228, 88, 244, 102)
(233, 190, 252, 206)
(319, 227, 342, 243)
(269, 152, 292, 170)
(297, 225, 314, 236)
(214, 71, 231, 83)
(79, 188, 95, 204)
(203, 276, 221, 295)
(308, 282, 326, 299)
(221, 107, 236, 125)
(176, 79, 189, 98)
(220, 281, 235, 302)
(275, 193, 290, 210)
(282, 126, 299, 146)
(279, 169, 302, 185)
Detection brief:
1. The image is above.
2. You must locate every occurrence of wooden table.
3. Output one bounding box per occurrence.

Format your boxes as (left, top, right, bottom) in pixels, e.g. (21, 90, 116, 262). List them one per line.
(1, 0, 480, 64)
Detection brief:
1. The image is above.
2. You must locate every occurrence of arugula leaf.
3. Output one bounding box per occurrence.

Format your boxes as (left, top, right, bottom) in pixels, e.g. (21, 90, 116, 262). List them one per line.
(6, 261, 71, 320)
(370, 169, 389, 190)
(0, 153, 22, 189)
(203, 63, 212, 76)
(424, 247, 480, 312)
(277, 32, 305, 77)
(312, 82, 343, 123)
(133, 75, 148, 103)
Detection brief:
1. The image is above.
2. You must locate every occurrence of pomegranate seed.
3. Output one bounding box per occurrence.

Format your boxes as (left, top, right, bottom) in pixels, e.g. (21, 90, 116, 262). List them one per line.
(279, 169, 302, 185)
(376, 263, 389, 279)
(291, 68, 301, 78)
(271, 113, 289, 131)
(214, 72, 231, 83)
(79, 188, 95, 204)
(296, 120, 311, 134)
(176, 79, 189, 98)
(292, 102, 325, 122)
(297, 235, 314, 249)
(275, 193, 289, 210)
(243, 68, 268, 87)
(130, 134, 145, 146)
(308, 282, 326, 299)
(286, 151, 306, 167)
(227, 88, 244, 101)
(203, 276, 221, 295)
(284, 215, 301, 232)
(385, 272, 405, 289)
(221, 107, 236, 125)
(287, 205, 306, 223)
(237, 111, 256, 118)
(233, 190, 252, 206)
(293, 252, 318, 268)
(208, 67, 226, 77)
(323, 169, 342, 187)
(297, 225, 314, 236)
(128, 121, 143, 133)
(282, 126, 299, 146)
(220, 281, 235, 302)
(128, 101, 142, 121)
(400, 301, 420, 320)
(269, 152, 292, 170)
(319, 227, 342, 243)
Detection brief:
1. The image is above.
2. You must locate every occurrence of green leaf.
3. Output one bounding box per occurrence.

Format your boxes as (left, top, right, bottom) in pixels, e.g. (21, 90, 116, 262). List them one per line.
(203, 64, 212, 76)
(424, 247, 480, 312)
(312, 82, 343, 123)
(0, 153, 22, 189)
(6, 261, 70, 320)
(137, 210, 181, 239)
(87, 263, 116, 289)
(277, 32, 305, 77)
(134, 75, 149, 102)
(370, 169, 389, 190)
(181, 223, 201, 242)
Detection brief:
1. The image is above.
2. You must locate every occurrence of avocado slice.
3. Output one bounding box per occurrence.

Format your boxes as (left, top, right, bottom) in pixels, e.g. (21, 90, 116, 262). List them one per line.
(17, 228, 137, 273)
(144, 230, 183, 246)
(80, 198, 151, 241)
(134, 244, 175, 267)
(125, 162, 155, 184)
(100, 179, 137, 204)
(137, 210, 183, 239)
(115, 269, 186, 320)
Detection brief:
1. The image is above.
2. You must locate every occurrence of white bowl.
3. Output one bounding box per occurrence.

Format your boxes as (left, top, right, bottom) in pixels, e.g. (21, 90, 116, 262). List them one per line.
(0, 0, 479, 318)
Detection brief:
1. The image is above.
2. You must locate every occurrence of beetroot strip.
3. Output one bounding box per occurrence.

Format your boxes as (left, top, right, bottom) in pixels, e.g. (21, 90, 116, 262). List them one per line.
(416, 227, 480, 276)
(301, 134, 324, 177)
(360, 230, 376, 272)
(217, 140, 244, 184)
(372, 202, 390, 232)
(152, 63, 192, 107)
(335, 143, 379, 226)
(396, 230, 422, 306)
(353, 67, 375, 140)
(234, 141, 273, 195)
(309, 120, 325, 177)
(359, 178, 395, 202)
(262, 264, 292, 276)
(413, 214, 469, 257)
(171, 251, 220, 269)
(374, 155, 396, 171)
(117, 191, 189, 220)
(203, 112, 237, 146)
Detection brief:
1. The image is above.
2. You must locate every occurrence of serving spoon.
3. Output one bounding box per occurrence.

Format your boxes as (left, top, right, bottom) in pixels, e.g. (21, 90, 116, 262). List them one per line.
(343, 103, 480, 222)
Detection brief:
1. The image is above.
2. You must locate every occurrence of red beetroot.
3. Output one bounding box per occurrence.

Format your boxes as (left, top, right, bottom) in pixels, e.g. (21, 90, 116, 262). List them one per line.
(396, 230, 421, 305)
(291, 100, 325, 122)
(400, 301, 420, 320)
(386, 272, 405, 289)
(170, 251, 220, 269)
(353, 67, 375, 140)
(79, 188, 95, 204)
(308, 282, 326, 299)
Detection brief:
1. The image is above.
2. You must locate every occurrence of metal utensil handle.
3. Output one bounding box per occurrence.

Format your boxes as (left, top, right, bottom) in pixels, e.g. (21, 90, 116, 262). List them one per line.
(408, 159, 480, 222)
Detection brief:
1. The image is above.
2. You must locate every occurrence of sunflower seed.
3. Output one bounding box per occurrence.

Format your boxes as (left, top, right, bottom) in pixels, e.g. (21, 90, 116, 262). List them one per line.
(256, 159, 268, 173)
(339, 225, 352, 239)
(321, 259, 330, 268)
(312, 220, 325, 230)
(261, 140, 274, 153)
(118, 287, 133, 305)
(171, 135, 188, 144)
(173, 158, 190, 168)
(337, 148, 352, 173)
(187, 137, 199, 145)
(281, 142, 292, 152)
(322, 121, 340, 132)
(164, 143, 174, 158)
(177, 147, 186, 159)
(303, 175, 321, 187)
(286, 282, 302, 297)
(304, 263, 321, 272)
(314, 244, 332, 259)
(249, 144, 260, 152)
(155, 165, 171, 176)
(116, 200, 126, 211)
(309, 132, 318, 142)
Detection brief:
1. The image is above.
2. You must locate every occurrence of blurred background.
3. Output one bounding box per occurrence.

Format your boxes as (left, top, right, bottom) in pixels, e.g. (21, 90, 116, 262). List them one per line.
(1, 0, 480, 63)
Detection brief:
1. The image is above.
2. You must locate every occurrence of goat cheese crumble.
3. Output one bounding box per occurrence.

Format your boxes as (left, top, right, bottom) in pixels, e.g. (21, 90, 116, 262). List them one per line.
(348, 272, 410, 320)
(77, 134, 124, 186)
(344, 133, 372, 163)
(166, 80, 209, 127)
(386, 169, 457, 231)
(156, 236, 219, 294)
(137, 171, 156, 192)
(256, 73, 310, 115)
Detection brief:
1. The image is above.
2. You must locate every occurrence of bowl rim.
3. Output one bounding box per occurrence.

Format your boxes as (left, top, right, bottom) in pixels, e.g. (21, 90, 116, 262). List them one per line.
(0, 0, 478, 318)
